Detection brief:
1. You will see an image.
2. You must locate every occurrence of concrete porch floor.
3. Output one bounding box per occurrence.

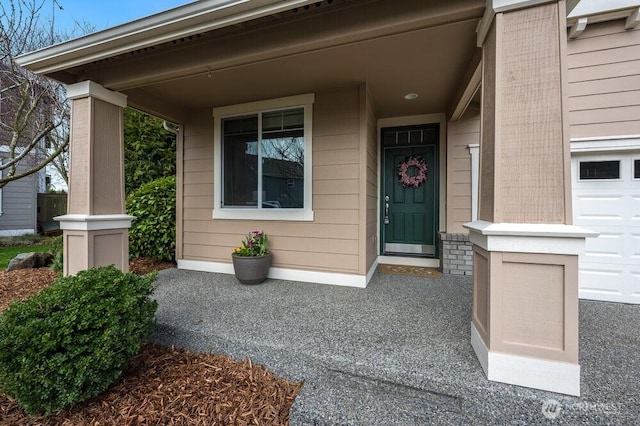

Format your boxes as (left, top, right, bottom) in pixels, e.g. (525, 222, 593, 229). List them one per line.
(151, 269, 639, 425)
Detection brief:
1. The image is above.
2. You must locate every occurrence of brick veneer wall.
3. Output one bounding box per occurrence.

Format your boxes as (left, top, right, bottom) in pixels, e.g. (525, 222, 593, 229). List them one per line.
(439, 233, 473, 275)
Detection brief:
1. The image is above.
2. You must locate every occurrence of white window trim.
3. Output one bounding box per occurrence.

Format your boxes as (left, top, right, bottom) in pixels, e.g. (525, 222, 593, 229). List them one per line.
(212, 93, 314, 221)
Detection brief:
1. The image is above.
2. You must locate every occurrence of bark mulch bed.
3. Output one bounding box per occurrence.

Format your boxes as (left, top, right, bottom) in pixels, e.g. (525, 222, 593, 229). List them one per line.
(0, 263, 302, 425)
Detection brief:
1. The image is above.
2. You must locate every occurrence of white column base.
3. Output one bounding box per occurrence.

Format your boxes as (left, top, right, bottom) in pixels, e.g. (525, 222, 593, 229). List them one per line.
(471, 323, 580, 396)
(56, 214, 135, 230)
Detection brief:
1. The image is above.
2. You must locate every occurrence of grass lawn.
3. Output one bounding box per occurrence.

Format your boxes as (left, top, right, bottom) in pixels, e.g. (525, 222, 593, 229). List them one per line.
(0, 244, 52, 270)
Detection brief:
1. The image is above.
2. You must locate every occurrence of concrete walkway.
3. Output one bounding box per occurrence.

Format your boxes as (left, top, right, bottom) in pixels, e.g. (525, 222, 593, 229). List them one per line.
(150, 269, 640, 425)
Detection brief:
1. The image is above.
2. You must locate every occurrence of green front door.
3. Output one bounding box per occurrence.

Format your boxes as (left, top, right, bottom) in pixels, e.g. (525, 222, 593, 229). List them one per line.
(381, 125, 438, 256)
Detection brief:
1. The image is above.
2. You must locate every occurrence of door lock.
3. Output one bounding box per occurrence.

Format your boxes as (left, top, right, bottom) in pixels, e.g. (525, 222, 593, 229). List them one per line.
(384, 195, 390, 225)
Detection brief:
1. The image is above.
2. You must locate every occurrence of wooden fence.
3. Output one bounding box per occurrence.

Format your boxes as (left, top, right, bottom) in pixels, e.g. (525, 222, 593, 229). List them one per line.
(37, 193, 67, 235)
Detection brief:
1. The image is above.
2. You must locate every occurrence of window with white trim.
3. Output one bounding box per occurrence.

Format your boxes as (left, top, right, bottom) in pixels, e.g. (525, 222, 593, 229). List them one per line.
(213, 94, 314, 221)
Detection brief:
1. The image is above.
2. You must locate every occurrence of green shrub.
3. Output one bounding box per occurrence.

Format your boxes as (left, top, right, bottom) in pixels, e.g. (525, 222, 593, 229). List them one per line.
(126, 175, 176, 261)
(49, 234, 64, 274)
(0, 266, 158, 415)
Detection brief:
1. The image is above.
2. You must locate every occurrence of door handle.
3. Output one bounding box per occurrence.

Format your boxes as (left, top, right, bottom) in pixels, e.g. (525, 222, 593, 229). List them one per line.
(384, 195, 390, 225)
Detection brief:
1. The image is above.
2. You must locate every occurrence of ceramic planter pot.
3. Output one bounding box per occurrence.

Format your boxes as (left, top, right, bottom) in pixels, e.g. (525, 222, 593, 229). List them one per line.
(231, 253, 272, 284)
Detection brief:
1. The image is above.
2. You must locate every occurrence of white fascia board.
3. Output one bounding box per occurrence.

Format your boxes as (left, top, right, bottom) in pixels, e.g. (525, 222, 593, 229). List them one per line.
(491, 0, 557, 13)
(568, 0, 640, 18)
(464, 220, 598, 255)
(567, 3, 640, 26)
(16, 0, 319, 75)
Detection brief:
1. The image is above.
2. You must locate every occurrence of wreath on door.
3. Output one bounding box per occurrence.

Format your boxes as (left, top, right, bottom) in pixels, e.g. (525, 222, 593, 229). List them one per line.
(397, 156, 428, 188)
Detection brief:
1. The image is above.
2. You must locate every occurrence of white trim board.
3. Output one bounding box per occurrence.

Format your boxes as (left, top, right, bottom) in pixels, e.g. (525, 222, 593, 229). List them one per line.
(178, 259, 375, 288)
(471, 323, 581, 396)
(570, 135, 640, 153)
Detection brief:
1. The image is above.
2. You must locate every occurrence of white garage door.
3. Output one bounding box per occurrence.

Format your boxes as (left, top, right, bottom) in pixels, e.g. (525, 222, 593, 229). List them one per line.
(572, 152, 640, 304)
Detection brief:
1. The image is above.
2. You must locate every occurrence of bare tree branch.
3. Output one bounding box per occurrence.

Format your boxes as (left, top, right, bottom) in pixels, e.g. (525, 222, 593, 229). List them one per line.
(0, 0, 72, 189)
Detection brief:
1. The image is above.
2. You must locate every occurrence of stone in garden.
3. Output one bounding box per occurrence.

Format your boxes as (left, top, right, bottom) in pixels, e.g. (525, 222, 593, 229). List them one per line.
(6, 252, 54, 272)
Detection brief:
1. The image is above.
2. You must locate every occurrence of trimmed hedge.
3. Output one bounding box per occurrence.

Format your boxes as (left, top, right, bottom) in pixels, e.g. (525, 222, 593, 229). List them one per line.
(0, 266, 158, 415)
(126, 175, 176, 261)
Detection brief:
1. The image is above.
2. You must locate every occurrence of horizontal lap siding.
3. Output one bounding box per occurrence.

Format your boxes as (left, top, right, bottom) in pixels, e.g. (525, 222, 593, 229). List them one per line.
(181, 87, 362, 274)
(568, 20, 640, 138)
(446, 110, 479, 233)
(0, 158, 36, 232)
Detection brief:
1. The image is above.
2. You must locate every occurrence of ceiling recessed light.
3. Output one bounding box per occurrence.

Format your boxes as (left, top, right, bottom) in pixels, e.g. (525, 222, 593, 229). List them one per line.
(404, 93, 418, 100)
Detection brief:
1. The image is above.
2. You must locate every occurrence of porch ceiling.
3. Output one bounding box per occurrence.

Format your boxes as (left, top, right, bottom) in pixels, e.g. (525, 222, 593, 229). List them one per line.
(128, 18, 480, 120)
(44, 0, 485, 121)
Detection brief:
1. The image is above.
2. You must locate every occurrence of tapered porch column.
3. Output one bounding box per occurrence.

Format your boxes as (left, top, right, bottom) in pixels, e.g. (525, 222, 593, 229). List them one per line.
(464, 1, 595, 396)
(56, 81, 133, 276)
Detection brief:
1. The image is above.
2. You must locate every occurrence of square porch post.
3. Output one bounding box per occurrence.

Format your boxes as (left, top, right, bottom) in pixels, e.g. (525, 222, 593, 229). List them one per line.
(56, 81, 133, 276)
(465, 0, 595, 396)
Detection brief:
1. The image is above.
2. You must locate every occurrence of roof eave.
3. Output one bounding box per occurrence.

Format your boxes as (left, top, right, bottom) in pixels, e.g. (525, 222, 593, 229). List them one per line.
(16, 0, 318, 75)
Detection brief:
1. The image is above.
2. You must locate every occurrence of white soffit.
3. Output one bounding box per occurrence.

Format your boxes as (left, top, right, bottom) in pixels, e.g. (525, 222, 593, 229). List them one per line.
(16, 0, 320, 75)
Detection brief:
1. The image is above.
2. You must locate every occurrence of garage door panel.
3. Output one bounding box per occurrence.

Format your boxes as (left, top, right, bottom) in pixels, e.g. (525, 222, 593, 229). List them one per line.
(572, 152, 639, 304)
(633, 272, 640, 302)
(583, 232, 625, 259)
(574, 198, 633, 222)
(579, 266, 639, 303)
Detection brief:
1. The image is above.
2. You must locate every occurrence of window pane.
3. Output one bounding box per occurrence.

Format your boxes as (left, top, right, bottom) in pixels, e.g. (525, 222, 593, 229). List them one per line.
(222, 115, 258, 206)
(262, 129, 304, 208)
(634, 159, 640, 179)
(263, 108, 304, 132)
(579, 161, 620, 180)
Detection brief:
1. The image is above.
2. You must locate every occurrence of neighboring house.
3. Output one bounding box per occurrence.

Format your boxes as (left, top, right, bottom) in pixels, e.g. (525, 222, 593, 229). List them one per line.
(16, 0, 639, 396)
(0, 154, 41, 237)
(0, 61, 48, 236)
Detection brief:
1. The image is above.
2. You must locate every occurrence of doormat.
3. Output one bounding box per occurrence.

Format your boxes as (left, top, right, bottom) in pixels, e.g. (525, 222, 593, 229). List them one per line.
(377, 264, 439, 278)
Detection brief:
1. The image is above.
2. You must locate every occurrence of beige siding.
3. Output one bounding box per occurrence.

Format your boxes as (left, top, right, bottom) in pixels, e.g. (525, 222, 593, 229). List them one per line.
(181, 87, 365, 274)
(568, 20, 640, 138)
(446, 109, 479, 233)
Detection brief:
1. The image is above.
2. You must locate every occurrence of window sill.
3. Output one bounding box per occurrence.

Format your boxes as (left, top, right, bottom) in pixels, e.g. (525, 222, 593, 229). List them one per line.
(212, 208, 314, 222)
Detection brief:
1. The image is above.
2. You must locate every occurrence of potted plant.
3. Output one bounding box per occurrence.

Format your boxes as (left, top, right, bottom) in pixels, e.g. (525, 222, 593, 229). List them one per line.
(231, 230, 272, 284)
